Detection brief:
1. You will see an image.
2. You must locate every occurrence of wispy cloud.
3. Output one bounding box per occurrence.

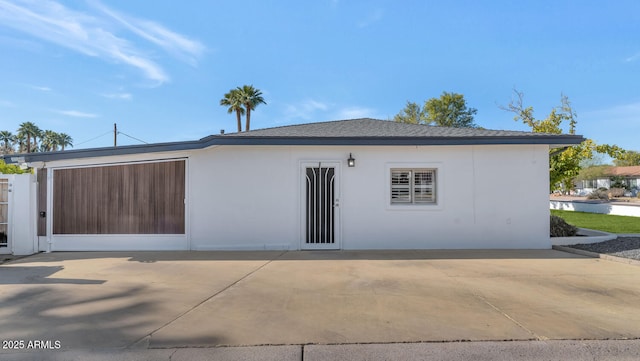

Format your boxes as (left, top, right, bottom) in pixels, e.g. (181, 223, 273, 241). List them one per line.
(283, 100, 378, 122)
(89, 0, 205, 66)
(625, 52, 640, 62)
(0, 0, 205, 85)
(101, 92, 132, 100)
(0, 99, 13, 107)
(335, 106, 376, 119)
(31, 85, 51, 92)
(53, 109, 99, 118)
(357, 8, 384, 28)
(284, 99, 329, 120)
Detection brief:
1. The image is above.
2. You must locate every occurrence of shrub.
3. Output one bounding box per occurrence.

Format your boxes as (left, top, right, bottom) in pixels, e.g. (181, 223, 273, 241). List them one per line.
(609, 188, 625, 198)
(550, 215, 578, 237)
(0, 160, 26, 174)
(587, 189, 609, 201)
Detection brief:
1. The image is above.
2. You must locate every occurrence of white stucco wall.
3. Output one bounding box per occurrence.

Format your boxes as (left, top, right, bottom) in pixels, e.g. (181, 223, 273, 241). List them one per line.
(189, 144, 551, 250)
(36, 144, 551, 251)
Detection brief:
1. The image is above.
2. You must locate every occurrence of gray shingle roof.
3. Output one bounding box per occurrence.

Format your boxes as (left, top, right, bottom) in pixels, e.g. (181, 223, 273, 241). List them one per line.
(213, 118, 564, 138)
(2, 118, 584, 164)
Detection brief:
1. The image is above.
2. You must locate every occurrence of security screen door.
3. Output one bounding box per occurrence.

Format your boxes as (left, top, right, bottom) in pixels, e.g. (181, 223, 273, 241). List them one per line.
(302, 162, 340, 249)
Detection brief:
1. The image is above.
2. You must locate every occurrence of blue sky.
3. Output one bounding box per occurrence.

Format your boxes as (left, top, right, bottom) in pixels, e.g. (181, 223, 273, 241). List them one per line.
(0, 0, 639, 152)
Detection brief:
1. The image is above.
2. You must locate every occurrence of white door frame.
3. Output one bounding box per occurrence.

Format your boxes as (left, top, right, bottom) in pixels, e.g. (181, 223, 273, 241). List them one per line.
(0, 177, 10, 254)
(300, 161, 341, 250)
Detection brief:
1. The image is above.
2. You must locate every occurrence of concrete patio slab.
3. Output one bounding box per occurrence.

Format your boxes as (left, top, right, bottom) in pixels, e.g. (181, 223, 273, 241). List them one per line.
(1, 249, 639, 355)
(0, 251, 284, 349)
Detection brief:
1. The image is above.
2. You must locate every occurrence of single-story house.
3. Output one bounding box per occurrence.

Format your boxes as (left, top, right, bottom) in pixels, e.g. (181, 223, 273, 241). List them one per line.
(1, 118, 583, 254)
(575, 166, 640, 196)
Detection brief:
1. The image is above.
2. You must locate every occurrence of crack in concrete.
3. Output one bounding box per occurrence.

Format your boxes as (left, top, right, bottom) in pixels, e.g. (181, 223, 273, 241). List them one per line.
(473, 292, 543, 340)
(438, 264, 545, 342)
(126, 251, 289, 349)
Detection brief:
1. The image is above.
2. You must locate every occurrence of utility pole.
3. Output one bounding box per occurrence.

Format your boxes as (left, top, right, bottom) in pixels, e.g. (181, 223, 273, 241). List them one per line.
(114, 123, 117, 147)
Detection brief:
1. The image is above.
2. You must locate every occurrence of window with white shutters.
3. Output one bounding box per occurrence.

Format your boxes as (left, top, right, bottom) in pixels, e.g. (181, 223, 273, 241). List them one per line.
(390, 169, 436, 204)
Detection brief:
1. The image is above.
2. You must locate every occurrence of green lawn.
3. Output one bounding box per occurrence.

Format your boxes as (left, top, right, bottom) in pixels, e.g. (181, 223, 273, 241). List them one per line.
(551, 209, 640, 234)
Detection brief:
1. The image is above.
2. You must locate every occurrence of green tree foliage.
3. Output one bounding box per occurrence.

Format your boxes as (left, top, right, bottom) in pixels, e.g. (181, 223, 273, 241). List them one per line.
(423, 92, 477, 128)
(502, 90, 624, 192)
(220, 85, 266, 132)
(220, 88, 245, 132)
(613, 150, 640, 166)
(1, 126, 72, 154)
(17, 121, 41, 153)
(393, 101, 424, 124)
(0, 131, 14, 154)
(57, 133, 73, 151)
(574, 165, 611, 183)
(0, 159, 26, 174)
(394, 92, 477, 128)
(40, 131, 73, 152)
(237, 85, 266, 132)
(41, 130, 59, 152)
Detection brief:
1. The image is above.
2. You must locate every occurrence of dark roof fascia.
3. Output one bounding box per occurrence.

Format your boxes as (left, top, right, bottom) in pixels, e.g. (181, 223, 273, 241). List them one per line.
(202, 135, 585, 146)
(2, 140, 202, 164)
(3, 134, 585, 164)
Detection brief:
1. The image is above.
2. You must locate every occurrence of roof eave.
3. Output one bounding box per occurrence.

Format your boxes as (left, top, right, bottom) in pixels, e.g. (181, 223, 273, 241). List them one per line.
(1, 140, 201, 164)
(204, 135, 585, 146)
(2, 135, 585, 164)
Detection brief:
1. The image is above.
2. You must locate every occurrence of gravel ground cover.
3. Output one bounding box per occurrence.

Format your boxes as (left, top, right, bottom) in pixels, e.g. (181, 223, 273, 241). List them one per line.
(569, 237, 640, 261)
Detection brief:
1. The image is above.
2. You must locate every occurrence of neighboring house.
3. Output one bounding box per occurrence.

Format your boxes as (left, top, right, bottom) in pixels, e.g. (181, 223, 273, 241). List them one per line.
(575, 166, 640, 196)
(1, 118, 583, 254)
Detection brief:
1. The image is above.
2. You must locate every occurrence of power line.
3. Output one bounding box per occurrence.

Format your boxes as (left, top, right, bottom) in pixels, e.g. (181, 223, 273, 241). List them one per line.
(75, 126, 149, 148)
(118, 131, 148, 144)
(75, 130, 113, 147)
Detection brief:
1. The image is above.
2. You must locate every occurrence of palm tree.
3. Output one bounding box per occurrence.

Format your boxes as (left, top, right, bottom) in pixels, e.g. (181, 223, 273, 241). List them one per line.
(57, 133, 73, 151)
(237, 85, 266, 131)
(220, 89, 245, 132)
(31, 125, 43, 152)
(0, 131, 14, 154)
(14, 132, 26, 153)
(17, 122, 34, 153)
(41, 130, 59, 152)
(17, 122, 41, 153)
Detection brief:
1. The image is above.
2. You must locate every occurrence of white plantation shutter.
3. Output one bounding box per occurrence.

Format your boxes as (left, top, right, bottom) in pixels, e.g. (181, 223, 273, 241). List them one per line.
(413, 170, 435, 203)
(390, 168, 436, 204)
(391, 170, 411, 203)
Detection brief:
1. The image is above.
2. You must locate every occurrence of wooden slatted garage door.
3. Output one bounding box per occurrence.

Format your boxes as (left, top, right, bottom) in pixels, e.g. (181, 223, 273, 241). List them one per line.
(53, 160, 185, 234)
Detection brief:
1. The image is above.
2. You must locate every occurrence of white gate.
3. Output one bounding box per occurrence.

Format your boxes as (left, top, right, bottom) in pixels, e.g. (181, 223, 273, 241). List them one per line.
(0, 178, 9, 253)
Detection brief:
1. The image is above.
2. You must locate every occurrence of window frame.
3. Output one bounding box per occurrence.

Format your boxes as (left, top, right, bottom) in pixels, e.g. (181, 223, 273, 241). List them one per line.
(386, 163, 442, 210)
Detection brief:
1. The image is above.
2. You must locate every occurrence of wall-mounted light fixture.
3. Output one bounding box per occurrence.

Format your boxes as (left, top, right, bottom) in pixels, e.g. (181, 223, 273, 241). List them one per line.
(347, 153, 355, 167)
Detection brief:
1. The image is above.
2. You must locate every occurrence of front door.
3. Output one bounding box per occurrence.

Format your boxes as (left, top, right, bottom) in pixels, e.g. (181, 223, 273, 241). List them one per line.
(0, 178, 10, 254)
(301, 162, 340, 249)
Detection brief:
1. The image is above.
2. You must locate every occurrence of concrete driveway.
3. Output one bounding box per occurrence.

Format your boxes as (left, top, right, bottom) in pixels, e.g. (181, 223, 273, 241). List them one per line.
(1, 250, 640, 352)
